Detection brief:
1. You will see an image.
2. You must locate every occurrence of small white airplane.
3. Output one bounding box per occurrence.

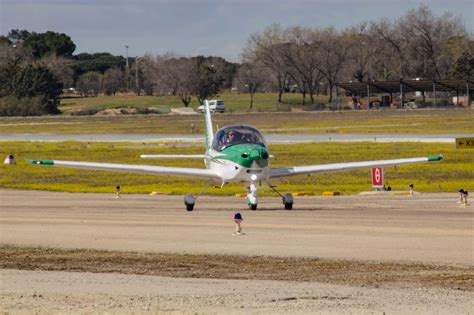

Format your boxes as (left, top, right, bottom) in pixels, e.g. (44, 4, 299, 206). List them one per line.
(28, 100, 443, 211)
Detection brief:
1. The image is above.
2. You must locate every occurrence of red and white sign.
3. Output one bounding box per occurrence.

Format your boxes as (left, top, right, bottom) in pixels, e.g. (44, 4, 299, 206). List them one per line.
(371, 167, 384, 188)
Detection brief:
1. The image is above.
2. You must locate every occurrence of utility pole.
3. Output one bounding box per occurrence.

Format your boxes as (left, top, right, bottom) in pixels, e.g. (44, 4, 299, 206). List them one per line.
(125, 45, 129, 91)
(135, 57, 140, 96)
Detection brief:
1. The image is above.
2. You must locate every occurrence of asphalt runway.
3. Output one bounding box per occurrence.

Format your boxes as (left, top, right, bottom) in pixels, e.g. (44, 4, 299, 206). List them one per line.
(1, 189, 472, 266)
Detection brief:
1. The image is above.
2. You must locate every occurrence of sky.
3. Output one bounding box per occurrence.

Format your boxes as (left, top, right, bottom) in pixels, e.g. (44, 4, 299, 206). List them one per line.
(1, 0, 473, 62)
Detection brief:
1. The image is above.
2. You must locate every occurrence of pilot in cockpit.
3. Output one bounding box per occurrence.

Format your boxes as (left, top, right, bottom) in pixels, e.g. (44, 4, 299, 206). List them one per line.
(225, 130, 236, 144)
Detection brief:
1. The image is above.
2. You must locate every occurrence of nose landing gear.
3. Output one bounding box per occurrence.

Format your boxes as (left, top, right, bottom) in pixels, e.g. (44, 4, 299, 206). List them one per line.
(247, 182, 258, 210)
(246, 174, 260, 210)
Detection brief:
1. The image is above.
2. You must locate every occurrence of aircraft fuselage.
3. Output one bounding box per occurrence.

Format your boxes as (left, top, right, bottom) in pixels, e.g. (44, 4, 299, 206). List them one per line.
(206, 143, 270, 183)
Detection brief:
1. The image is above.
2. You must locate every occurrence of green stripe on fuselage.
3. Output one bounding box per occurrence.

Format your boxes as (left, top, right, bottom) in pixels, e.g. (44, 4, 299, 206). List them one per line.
(211, 144, 269, 168)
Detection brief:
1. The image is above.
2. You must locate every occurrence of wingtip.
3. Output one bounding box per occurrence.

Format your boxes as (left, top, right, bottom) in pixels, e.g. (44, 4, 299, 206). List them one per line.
(428, 155, 443, 162)
(26, 159, 54, 165)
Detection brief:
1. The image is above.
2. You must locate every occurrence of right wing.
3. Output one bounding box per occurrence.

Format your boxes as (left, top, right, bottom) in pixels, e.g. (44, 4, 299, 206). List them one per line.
(269, 155, 443, 178)
(27, 159, 221, 181)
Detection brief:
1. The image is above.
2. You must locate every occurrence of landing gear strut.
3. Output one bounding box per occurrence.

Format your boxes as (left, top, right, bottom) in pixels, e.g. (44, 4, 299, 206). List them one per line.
(247, 175, 258, 210)
(183, 181, 214, 211)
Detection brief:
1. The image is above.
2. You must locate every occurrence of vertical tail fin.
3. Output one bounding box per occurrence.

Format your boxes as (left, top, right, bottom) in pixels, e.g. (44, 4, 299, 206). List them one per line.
(203, 100, 214, 150)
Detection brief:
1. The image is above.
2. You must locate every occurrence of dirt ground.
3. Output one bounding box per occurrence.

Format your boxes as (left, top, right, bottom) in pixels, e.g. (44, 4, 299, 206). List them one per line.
(1, 189, 473, 314)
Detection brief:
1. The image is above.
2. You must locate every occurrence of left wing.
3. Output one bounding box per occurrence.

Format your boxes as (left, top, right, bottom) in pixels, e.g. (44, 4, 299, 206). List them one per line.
(140, 154, 207, 158)
(269, 155, 443, 178)
(27, 159, 221, 180)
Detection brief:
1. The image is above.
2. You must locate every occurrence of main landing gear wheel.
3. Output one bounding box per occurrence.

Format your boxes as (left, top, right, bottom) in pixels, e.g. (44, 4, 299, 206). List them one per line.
(282, 193, 294, 210)
(184, 194, 195, 212)
(249, 204, 257, 211)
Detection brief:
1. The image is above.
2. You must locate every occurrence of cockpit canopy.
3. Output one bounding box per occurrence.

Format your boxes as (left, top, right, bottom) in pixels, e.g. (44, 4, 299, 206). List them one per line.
(212, 125, 266, 151)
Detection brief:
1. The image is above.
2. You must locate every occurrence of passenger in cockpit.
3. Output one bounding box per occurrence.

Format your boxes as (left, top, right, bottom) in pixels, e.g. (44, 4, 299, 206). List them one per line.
(243, 134, 257, 143)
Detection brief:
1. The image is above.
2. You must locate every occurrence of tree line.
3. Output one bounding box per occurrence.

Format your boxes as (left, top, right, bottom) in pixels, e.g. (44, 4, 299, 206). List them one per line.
(245, 5, 472, 105)
(0, 5, 472, 116)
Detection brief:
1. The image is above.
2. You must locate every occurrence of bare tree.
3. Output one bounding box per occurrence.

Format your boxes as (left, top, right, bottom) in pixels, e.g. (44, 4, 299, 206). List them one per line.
(139, 54, 159, 96)
(279, 27, 311, 105)
(367, 22, 400, 80)
(175, 58, 198, 106)
(399, 5, 469, 79)
(372, 19, 408, 79)
(38, 54, 74, 88)
(344, 22, 374, 82)
(315, 27, 348, 103)
(156, 54, 197, 107)
(248, 25, 343, 105)
(76, 71, 102, 97)
(233, 62, 267, 110)
(294, 27, 327, 104)
(103, 67, 124, 95)
(192, 56, 226, 105)
(246, 24, 290, 103)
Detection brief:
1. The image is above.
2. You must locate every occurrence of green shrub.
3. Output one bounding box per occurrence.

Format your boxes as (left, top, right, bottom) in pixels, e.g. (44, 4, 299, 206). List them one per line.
(0, 96, 59, 116)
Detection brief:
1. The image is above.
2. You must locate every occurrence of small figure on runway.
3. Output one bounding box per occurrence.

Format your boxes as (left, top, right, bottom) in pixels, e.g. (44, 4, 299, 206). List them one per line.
(115, 185, 121, 199)
(233, 212, 245, 235)
(409, 183, 414, 196)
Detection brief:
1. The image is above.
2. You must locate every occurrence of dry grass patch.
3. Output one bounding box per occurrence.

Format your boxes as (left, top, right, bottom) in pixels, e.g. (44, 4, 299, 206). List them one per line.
(1, 246, 472, 291)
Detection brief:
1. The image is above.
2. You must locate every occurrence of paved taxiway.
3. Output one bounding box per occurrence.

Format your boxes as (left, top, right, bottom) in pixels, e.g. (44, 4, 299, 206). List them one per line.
(2, 189, 473, 314)
(1, 132, 472, 143)
(1, 189, 472, 265)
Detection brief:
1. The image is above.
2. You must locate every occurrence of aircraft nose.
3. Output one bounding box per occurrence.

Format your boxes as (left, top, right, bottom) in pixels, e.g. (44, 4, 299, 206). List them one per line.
(249, 148, 269, 161)
(240, 147, 269, 167)
(249, 149, 261, 161)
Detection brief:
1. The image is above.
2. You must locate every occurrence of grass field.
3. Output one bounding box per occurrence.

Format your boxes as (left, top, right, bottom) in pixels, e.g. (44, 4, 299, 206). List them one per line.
(58, 92, 327, 113)
(0, 108, 472, 134)
(1, 141, 471, 195)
